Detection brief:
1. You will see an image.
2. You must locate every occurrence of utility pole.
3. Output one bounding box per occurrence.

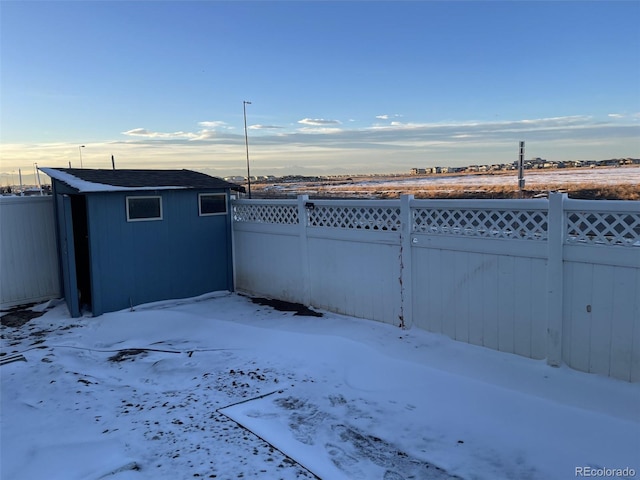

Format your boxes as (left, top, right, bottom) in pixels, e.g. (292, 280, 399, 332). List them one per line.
(243, 100, 252, 198)
(518, 141, 525, 198)
(34, 163, 43, 195)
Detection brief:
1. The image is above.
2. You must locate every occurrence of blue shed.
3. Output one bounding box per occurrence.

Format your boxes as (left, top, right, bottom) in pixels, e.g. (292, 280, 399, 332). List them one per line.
(41, 168, 244, 317)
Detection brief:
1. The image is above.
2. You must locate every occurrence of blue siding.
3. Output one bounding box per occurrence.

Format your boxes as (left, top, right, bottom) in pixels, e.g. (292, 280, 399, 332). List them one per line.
(55, 194, 80, 317)
(83, 188, 232, 315)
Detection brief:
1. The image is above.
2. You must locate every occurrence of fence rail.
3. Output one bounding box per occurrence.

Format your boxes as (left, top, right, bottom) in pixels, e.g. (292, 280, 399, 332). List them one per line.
(233, 197, 640, 246)
(233, 200, 298, 224)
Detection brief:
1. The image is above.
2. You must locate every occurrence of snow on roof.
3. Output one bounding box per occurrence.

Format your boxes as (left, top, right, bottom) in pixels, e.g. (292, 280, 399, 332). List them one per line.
(39, 168, 245, 193)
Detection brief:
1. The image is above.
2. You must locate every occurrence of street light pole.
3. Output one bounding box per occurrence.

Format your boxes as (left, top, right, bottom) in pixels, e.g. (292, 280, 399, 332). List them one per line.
(79, 145, 85, 168)
(34, 162, 43, 195)
(243, 101, 252, 198)
(518, 141, 525, 198)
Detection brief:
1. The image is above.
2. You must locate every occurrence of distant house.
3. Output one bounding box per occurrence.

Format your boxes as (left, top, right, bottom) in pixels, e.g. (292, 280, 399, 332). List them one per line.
(224, 176, 246, 183)
(41, 168, 244, 317)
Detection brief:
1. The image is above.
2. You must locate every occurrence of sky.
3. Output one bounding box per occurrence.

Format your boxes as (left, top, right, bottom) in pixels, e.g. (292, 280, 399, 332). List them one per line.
(2, 293, 639, 479)
(1, 0, 639, 184)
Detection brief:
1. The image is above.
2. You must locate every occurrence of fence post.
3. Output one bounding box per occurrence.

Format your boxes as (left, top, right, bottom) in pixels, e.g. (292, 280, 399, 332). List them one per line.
(400, 195, 414, 329)
(546, 192, 566, 366)
(297, 195, 311, 306)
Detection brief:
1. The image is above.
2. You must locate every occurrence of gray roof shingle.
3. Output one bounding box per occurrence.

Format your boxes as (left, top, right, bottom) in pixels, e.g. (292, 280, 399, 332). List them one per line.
(41, 168, 245, 193)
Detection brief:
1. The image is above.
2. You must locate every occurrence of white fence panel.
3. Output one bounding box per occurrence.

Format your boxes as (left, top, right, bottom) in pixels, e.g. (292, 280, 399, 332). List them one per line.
(232, 194, 640, 383)
(233, 223, 303, 303)
(232, 199, 304, 304)
(409, 198, 550, 360)
(233, 198, 404, 326)
(308, 232, 401, 324)
(306, 199, 402, 325)
(0, 196, 61, 309)
(561, 199, 640, 382)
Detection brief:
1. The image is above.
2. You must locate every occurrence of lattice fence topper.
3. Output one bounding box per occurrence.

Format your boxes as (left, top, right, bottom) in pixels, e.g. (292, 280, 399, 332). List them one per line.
(412, 208, 549, 240)
(308, 205, 402, 231)
(233, 203, 299, 224)
(566, 211, 640, 247)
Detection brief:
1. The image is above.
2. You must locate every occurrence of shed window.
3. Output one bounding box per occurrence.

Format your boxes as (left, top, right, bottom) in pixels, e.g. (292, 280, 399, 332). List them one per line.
(199, 193, 227, 216)
(127, 196, 162, 221)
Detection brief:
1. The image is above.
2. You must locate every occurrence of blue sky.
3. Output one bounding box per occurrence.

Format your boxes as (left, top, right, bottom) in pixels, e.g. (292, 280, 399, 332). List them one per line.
(1, 1, 639, 181)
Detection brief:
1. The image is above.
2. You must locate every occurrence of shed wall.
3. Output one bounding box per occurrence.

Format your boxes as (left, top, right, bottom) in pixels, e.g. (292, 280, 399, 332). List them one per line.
(86, 189, 232, 315)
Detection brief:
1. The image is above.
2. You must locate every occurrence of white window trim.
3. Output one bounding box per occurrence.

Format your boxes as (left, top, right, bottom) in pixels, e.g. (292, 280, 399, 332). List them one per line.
(126, 196, 163, 222)
(198, 193, 227, 216)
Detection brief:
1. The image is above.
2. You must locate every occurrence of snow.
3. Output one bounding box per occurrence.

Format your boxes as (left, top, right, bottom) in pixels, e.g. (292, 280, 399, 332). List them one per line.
(2, 292, 638, 480)
(340, 166, 640, 189)
(260, 166, 640, 197)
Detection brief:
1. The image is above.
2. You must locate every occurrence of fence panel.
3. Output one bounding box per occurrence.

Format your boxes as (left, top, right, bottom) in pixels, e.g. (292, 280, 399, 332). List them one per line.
(562, 199, 640, 381)
(409, 199, 550, 359)
(307, 236, 401, 323)
(232, 199, 304, 304)
(234, 195, 640, 382)
(305, 199, 402, 324)
(0, 196, 61, 309)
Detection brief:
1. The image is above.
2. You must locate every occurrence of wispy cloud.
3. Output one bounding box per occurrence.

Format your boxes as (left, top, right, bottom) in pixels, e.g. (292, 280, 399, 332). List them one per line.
(113, 116, 640, 157)
(122, 128, 151, 136)
(608, 112, 640, 120)
(121, 128, 196, 139)
(367, 116, 595, 135)
(296, 127, 344, 134)
(119, 116, 636, 149)
(123, 121, 241, 142)
(249, 124, 283, 130)
(9, 114, 636, 179)
(298, 118, 341, 126)
(375, 114, 402, 121)
(198, 121, 233, 129)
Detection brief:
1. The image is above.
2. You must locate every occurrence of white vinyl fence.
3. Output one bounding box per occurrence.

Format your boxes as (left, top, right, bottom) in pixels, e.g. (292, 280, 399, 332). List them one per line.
(0, 196, 61, 309)
(232, 194, 640, 382)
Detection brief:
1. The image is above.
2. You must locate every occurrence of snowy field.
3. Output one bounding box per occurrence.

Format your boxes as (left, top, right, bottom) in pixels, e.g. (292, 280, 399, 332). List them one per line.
(1, 292, 639, 480)
(258, 166, 640, 197)
(343, 166, 640, 188)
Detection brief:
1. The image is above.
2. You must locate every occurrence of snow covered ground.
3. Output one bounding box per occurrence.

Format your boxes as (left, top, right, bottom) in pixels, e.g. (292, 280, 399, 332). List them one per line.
(258, 166, 640, 197)
(1, 292, 638, 480)
(339, 166, 640, 189)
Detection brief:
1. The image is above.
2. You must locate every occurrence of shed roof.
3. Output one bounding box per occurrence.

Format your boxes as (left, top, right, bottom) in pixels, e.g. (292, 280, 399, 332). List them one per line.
(40, 168, 245, 193)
